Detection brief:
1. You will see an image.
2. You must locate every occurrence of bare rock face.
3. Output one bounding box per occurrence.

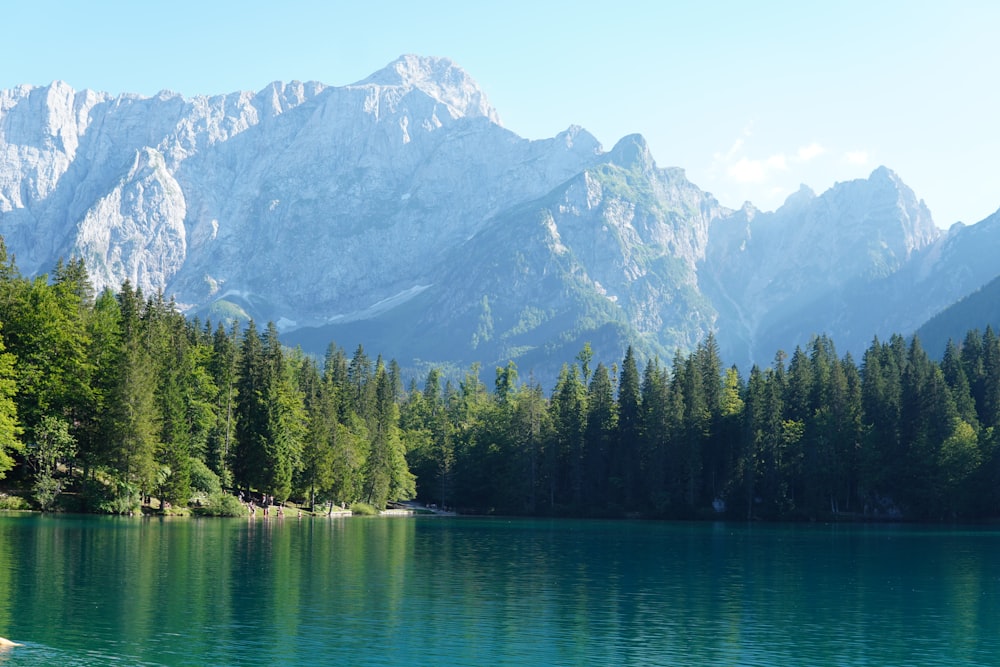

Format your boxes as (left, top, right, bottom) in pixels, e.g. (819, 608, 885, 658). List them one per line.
(0, 56, 601, 323)
(0, 54, 993, 380)
(75, 147, 187, 295)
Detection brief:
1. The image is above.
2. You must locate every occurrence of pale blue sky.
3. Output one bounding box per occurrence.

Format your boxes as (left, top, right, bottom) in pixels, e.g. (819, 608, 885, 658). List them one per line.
(4, 0, 998, 227)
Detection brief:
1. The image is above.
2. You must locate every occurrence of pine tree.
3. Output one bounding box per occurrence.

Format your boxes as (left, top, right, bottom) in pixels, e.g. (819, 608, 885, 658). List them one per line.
(678, 352, 706, 511)
(233, 320, 268, 493)
(347, 344, 373, 419)
(981, 327, 1000, 430)
(584, 363, 616, 509)
(615, 346, 641, 511)
(696, 335, 726, 506)
(716, 365, 745, 510)
(103, 281, 159, 506)
(639, 359, 669, 513)
(206, 322, 240, 484)
(362, 360, 414, 508)
(512, 380, 548, 514)
(942, 339, 978, 428)
(739, 365, 766, 519)
(262, 322, 305, 501)
(551, 363, 587, 510)
(149, 295, 193, 507)
(297, 357, 336, 509)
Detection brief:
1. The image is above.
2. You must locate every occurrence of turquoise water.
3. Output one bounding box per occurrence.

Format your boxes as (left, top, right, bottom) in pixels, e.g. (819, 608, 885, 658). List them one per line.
(0, 514, 998, 666)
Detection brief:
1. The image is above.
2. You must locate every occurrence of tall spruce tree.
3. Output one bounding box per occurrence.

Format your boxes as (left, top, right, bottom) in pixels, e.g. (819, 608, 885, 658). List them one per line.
(104, 281, 159, 505)
(233, 320, 268, 493)
(615, 346, 641, 511)
(584, 363, 616, 510)
(362, 359, 414, 508)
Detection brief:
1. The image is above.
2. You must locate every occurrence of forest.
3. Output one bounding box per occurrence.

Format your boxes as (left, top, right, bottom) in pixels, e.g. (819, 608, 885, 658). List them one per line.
(0, 239, 997, 521)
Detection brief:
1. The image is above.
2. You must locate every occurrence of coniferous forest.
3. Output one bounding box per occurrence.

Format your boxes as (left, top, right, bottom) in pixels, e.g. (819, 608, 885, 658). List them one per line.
(0, 242, 998, 521)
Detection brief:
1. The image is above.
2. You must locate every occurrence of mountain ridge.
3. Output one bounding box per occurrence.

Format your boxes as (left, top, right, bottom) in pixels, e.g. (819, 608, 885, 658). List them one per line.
(1, 55, 997, 384)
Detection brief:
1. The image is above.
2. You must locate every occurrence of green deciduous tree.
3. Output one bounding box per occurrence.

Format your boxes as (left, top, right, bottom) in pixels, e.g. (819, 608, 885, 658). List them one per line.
(0, 326, 21, 480)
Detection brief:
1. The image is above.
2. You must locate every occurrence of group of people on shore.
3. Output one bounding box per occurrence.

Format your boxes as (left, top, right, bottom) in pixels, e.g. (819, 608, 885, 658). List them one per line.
(237, 491, 301, 519)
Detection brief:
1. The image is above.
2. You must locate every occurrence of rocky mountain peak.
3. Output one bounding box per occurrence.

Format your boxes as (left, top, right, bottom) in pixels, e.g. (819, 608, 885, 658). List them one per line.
(1, 56, 996, 385)
(782, 184, 816, 209)
(354, 54, 501, 125)
(869, 164, 900, 184)
(607, 133, 655, 172)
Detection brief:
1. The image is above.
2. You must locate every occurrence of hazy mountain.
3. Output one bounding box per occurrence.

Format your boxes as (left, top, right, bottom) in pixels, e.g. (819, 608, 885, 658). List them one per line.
(702, 166, 945, 365)
(2, 55, 998, 385)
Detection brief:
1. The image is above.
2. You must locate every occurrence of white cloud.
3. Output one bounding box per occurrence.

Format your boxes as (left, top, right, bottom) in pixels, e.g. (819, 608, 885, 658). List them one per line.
(844, 150, 869, 165)
(728, 158, 767, 183)
(726, 153, 787, 184)
(797, 143, 825, 161)
(765, 154, 787, 170)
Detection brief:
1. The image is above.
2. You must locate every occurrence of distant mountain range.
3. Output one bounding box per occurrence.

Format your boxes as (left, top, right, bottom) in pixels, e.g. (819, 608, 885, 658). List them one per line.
(2, 55, 997, 384)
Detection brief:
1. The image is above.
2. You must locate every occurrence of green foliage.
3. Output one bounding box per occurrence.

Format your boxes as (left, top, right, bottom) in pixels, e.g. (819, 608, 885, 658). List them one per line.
(0, 492, 30, 510)
(350, 501, 378, 516)
(28, 416, 75, 510)
(0, 326, 22, 479)
(1, 232, 999, 523)
(83, 478, 141, 515)
(189, 456, 223, 495)
(192, 492, 247, 517)
(204, 299, 251, 323)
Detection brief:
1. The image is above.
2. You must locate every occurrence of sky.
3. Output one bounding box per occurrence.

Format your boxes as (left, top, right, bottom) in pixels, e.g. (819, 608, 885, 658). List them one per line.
(3, 0, 998, 227)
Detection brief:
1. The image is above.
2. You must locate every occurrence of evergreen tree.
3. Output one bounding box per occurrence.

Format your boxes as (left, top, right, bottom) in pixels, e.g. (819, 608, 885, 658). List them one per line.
(362, 360, 414, 508)
(76, 289, 122, 476)
(512, 380, 548, 514)
(941, 339, 978, 428)
(716, 365, 745, 510)
(297, 357, 336, 509)
(550, 363, 587, 511)
(262, 323, 305, 501)
(981, 327, 1000, 430)
(233, 320, 268, 493)
(206, 322, 240, 484)
(638, 359, 670, 514)
(584, 362, 616, 509)
(347, 344, 373, 419)
(678, 352, 706, 510)
(103, 281, 159, 506)
(695, 335, 725, 506)
(757, 351, 795, 516)
(148, 294, 193, 507)
(615, 346, 641, 511)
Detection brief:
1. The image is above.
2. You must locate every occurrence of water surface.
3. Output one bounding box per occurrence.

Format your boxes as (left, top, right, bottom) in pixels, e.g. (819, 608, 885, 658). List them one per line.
(0, 514, 998, 666)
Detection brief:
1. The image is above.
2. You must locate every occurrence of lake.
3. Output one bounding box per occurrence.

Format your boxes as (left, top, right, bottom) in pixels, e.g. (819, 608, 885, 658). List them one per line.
(0, 513, 998, 666)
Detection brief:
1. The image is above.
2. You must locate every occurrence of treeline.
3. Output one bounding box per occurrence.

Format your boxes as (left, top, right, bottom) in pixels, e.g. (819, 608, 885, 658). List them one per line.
(0, 241, 998, 520)
(0, 241, 413, 513)
(413, 333, 999, 521)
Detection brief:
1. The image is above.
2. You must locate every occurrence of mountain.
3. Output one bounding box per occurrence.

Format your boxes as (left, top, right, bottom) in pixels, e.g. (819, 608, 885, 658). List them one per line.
(285, 133, 725, 377)
(912, 209, 1000, 354)
(916, 272, 1000, 355)
(2, 55, 998, 385)
(702, 166, 944, 365)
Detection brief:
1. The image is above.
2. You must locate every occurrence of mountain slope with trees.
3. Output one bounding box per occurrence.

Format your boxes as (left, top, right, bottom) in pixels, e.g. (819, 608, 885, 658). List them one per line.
(0, 245, 997, 522)
(3, 56, 1000, 387)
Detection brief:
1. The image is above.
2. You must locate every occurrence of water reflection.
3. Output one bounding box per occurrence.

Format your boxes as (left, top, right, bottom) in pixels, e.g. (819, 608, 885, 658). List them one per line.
(0, 515, 999, 666)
